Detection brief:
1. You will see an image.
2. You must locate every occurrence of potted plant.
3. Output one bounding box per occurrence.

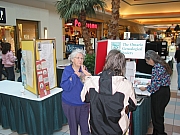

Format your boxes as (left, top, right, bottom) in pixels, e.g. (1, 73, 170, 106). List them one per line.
(84, 53, 95, 75)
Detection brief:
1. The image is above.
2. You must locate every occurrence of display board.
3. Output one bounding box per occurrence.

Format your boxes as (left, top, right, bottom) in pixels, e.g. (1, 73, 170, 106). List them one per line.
(95, 40, 146, 75)
(21, 40, 37, 95)
(21, 39, 57, 97)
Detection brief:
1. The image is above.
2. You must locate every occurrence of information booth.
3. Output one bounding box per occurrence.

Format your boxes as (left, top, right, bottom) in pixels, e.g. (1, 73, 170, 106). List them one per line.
(0, 39, 67, 135)
(95, 39, 151, 135)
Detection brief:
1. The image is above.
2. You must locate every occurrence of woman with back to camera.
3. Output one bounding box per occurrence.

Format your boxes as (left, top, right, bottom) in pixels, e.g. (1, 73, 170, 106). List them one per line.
(139, 50, 172, 135)
(60, 49, 91, 135)
(2, 42, 16, 81)
(81, 49, 137, 135)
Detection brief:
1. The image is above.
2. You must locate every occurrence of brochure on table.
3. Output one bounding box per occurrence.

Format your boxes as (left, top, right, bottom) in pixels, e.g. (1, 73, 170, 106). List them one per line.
(134, 78, 151, 96)
(21, 39, 57, 98)
(95, 39, 151, 96)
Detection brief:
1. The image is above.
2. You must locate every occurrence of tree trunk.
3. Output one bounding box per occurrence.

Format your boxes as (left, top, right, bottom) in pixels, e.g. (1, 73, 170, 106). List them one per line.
(80, 10, 93, 54)
(108, 0, 120, 40)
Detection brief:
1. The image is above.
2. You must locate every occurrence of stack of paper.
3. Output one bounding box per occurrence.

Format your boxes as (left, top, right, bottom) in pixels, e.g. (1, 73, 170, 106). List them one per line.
(134, 87, 151, 96)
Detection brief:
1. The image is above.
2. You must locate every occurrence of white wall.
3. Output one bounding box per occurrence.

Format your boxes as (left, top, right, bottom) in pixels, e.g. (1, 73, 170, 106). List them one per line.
(0, 1, 63, 60)
(48, 10, 63, 61)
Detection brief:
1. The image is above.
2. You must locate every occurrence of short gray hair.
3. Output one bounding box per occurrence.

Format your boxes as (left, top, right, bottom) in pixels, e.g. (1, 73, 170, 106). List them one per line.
(68, 49, 86, 63)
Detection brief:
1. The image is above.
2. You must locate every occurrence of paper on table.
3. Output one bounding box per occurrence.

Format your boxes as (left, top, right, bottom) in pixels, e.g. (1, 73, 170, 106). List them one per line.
(134, 87, 151, 96)
(136, 85, 147, 88)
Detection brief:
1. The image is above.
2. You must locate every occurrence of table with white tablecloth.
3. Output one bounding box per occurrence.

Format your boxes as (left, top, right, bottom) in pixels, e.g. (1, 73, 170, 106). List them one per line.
(0, 80, 67, 135)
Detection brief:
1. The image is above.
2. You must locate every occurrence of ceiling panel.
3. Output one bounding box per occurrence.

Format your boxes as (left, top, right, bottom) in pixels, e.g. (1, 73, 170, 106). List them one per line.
(33, 0, 180, 29)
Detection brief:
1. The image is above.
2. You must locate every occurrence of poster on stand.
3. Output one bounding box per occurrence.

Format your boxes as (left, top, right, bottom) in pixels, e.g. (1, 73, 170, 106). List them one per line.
(39, 42, 55, 89)
(124, 32, 130, 40)
(21, 39, 57, 96)
(125, 61, 136, 84)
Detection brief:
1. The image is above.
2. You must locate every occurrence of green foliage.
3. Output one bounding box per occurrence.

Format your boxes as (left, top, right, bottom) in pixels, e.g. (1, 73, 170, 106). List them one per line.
(84, 53, 95, 75)
(55, 0, 106, 20)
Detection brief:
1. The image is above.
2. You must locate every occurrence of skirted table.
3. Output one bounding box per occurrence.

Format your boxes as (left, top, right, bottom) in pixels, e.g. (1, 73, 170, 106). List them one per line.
(0, 80, 67, 135)
(133, 97, 151, 135)
(133, 74, 152, 135)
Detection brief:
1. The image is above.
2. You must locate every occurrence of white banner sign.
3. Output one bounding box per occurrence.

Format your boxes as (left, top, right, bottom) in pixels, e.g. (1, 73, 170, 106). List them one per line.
(107, 40, 146, 59)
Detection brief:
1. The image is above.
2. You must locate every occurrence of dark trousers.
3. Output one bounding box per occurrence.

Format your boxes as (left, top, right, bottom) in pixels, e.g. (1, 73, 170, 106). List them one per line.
(62, 101, 90, 135)
(0, 59, 2, 81)
(151, 86, 170, 135)
(5, 66, 15, 81)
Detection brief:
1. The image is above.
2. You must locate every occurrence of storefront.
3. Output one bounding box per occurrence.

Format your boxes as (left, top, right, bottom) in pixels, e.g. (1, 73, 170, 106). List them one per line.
(0, 1, 64, 60)
(16, 20, 39, 50)
(0, 20, 39, 54)
(64, 18, 103, 44)
(63, 18, 103, 58)
(0, 25, 15, 53)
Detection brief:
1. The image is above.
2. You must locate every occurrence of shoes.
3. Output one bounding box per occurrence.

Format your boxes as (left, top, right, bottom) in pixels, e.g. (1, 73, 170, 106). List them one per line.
(178, 88, 180, 90)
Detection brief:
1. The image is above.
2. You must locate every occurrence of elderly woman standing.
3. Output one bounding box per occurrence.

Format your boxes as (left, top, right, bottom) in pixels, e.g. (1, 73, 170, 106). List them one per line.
(2, 42, 16, 81)
(60, 49, 91, 135)
(140, 50, 172, 135)
(81, 49, 137, 135)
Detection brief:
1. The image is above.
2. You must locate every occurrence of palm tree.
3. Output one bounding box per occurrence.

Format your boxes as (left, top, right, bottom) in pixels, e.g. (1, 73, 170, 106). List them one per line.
(108, 0, 120, 40)
(56, 0, 106, 54)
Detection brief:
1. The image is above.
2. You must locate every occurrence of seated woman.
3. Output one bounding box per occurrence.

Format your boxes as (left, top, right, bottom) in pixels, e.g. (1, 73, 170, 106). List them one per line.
(81, 49, 137, 135)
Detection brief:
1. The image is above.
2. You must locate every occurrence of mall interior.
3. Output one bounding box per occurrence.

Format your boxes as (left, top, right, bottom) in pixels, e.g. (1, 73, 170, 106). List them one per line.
(0, 0, 180, 135)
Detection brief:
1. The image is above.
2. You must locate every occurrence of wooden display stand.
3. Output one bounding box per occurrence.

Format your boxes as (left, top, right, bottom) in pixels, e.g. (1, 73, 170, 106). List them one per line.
(21, 39, 57, 97)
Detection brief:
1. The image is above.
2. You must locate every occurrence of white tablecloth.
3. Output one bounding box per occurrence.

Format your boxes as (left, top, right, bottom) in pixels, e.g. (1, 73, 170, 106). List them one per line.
(0, 80, 62, 101)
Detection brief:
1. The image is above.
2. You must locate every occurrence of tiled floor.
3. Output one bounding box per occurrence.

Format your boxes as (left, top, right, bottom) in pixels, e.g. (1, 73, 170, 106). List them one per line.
(1, 60, 180, 135)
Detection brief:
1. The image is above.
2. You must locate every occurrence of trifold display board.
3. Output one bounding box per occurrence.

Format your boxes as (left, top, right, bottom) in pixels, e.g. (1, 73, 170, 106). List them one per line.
(95, 40, 146, 75)
(21, 39, 57, 98)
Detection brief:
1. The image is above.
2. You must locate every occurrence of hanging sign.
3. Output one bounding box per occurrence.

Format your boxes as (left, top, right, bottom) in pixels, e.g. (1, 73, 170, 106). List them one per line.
(0, 7, 6, 23)
(107, 40, 146, 59)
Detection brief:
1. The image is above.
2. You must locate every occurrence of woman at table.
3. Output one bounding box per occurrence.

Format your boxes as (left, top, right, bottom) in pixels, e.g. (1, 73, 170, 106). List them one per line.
(2, 42, 16, 81)
(81, 49, 137, 135)
(139, 50, 172, 135)
(60, 49, 91, 135)
(174, 43, 180, 90)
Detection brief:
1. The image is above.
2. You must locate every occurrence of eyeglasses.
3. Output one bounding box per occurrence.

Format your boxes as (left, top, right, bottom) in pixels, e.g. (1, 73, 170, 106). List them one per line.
(74, 57, 84, 60)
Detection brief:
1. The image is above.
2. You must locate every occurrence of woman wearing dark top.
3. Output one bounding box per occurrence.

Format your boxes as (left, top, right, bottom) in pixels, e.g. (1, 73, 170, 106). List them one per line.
(174, 43, 180, 90)
(0, 41, 2, 81)
(81, 50, 137, 135)
(140, 50, 172, 135)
